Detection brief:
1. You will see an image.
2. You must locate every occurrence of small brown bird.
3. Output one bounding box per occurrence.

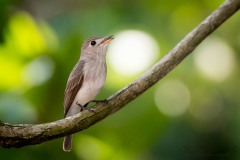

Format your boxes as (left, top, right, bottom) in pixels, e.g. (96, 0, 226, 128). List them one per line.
(63, 36, 114, 152)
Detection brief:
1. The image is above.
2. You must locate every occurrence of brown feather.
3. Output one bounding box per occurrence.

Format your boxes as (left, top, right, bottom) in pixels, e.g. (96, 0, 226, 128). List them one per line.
(63, 135, 72, 151)
(64, 60, 85, 117)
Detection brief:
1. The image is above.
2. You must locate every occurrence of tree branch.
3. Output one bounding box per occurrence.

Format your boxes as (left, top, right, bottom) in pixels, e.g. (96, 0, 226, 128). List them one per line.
(1, 0, 240, 148)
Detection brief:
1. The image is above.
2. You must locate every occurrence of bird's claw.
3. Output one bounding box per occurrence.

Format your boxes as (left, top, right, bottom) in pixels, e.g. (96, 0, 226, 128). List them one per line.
(90, 99, 108, 104)
(76, 102, 96, 113)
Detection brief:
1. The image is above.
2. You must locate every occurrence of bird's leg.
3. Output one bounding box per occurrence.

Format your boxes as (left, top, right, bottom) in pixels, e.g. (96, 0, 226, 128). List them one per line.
(76, 102, 96, 113)
(90, 99, 108, 104)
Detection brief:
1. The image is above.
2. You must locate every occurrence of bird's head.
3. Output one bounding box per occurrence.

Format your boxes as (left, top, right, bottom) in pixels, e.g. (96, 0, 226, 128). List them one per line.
(80, 35, 114, 60)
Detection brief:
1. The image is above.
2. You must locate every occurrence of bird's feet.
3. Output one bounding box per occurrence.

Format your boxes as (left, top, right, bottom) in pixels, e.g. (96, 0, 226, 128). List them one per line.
(90, 99, 108, 104)
(76, 102, 96, 113)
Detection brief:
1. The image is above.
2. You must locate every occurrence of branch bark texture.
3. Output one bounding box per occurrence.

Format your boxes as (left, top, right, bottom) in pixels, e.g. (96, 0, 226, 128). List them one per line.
(1, 0, 240, 148)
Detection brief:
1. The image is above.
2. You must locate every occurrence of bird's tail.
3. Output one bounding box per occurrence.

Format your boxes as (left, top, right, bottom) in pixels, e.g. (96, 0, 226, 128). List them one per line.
(63, 135, 72, 152)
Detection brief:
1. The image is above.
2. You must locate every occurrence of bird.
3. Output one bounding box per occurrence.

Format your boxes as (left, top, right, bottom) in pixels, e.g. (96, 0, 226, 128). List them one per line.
(63, 35, 114, 152)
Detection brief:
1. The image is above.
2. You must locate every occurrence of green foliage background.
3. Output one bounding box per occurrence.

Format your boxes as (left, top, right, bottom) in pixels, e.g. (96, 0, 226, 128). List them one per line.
(0, 0, 240, 159)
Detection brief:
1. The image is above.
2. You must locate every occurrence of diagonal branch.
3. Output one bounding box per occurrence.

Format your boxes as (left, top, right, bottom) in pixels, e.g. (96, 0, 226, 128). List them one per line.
(1, 0, 240, 148)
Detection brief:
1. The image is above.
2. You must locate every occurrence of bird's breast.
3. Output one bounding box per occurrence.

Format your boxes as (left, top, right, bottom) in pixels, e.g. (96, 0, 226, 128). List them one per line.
(73, 61, 106, 106)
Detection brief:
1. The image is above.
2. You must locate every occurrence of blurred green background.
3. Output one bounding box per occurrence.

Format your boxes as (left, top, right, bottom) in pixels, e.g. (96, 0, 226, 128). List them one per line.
(1, 0, 240, 159)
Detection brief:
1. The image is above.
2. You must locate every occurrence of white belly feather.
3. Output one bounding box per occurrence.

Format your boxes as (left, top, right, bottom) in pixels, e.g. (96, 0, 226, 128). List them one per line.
(66, 61, 106, 117)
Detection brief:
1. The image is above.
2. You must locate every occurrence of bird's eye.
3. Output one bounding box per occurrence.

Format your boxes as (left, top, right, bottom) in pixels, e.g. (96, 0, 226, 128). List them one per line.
(90, 41, 96, 46)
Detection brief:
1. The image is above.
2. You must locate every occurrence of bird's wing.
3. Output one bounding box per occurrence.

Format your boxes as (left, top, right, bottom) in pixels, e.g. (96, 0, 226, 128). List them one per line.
(64, 60, 85, 117)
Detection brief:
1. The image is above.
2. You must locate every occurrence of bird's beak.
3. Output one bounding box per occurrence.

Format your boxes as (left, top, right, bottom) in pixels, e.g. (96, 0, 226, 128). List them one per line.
(100, 35, 114, 44)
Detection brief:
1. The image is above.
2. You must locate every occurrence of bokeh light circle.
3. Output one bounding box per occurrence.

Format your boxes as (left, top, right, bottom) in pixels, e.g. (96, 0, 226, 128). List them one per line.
(194, 38, 235, 82)
(22, 56, 54, 87)
(154, 80, 190, 117)
(107, 30, 160, 76)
